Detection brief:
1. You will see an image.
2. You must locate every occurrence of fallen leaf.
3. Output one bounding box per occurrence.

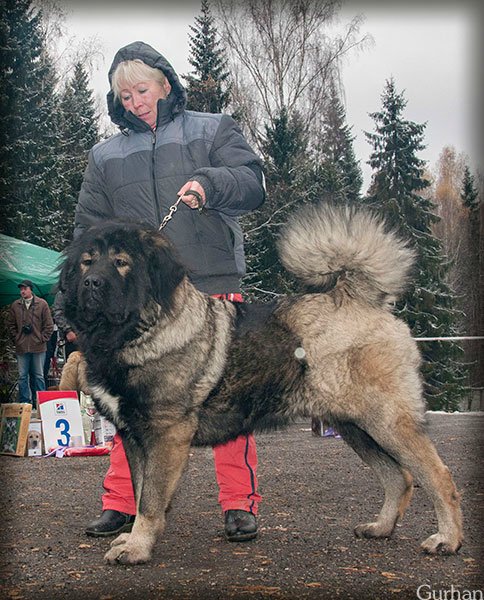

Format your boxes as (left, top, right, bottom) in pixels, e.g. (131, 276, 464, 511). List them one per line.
(381, 571, 400, 580)
(234, 585, 281, 593)
(340, 566, 377, 574)
(67, 571, 85, 580)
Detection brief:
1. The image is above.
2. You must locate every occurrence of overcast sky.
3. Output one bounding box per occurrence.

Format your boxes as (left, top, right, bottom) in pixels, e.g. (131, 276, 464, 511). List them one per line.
(61, 0, 482, 191)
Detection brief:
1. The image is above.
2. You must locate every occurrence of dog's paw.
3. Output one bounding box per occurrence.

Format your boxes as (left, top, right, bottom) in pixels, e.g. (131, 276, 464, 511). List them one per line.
(421, 533, 462, 555)
(104, 540, 152, 565)
(110, 533, 131, 547)
(354, 522, 393, 539)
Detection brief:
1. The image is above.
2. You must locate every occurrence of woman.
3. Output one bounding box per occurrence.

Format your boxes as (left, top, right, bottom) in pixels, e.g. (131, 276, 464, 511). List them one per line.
(75, 41, 265, 542)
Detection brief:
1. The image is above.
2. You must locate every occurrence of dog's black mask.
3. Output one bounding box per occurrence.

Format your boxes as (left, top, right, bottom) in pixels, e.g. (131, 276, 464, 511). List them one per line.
(59, 221, 186, 348)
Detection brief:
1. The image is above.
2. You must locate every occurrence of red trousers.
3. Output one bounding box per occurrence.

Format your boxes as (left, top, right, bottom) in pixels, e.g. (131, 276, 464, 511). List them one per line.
(101, 293, 261, 515)
(102, 431, 260, 515)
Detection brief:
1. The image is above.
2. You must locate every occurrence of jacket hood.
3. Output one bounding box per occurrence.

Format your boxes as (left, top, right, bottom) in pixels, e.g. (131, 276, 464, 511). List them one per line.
(107, 41, 187, 131)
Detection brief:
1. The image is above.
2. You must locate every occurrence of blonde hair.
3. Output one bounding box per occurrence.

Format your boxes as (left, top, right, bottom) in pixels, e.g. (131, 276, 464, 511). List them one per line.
(112, 59, 168, 100)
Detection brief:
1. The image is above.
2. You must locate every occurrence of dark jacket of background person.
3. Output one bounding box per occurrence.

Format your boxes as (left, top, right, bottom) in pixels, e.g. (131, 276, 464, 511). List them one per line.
(53, 290, 76, 340)
(9, 295, 54, 354)
(74, 41, 265, 295)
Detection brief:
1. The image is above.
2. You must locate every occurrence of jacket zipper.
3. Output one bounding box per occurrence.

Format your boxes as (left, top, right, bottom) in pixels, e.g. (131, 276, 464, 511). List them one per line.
(151, 130, 162, 225)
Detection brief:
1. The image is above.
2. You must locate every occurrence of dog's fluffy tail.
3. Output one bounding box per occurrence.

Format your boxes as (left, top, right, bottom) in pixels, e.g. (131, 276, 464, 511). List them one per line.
(277, 204, 416, 308)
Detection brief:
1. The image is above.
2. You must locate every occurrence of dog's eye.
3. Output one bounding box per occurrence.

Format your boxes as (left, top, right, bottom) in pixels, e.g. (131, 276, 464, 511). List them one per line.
(81, 258, 92, 266)
(114, 258, 129, 268)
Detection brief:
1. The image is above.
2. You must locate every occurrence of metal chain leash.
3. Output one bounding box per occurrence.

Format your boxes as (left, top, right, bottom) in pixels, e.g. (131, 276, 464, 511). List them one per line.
(158, 196, 183, 231)
(158, 190, 204, 232)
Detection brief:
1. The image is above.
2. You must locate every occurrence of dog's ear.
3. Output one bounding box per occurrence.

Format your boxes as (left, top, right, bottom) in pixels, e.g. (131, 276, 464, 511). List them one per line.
(141, 230, 186, 310)
(58, 257, 71, 294)
(57, 246, 82, 325)
(58, 246, 80, 296)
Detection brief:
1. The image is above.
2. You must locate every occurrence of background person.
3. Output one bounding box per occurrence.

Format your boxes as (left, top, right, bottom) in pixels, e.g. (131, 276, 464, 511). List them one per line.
(53, 290, 79, 360)
(43, 321, 58, 386)
(8, 279, 54, 405)
(67, 41, 265, 542)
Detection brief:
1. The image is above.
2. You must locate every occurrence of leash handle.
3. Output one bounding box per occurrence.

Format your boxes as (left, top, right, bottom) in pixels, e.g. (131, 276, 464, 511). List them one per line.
(183, 189, 204, 212)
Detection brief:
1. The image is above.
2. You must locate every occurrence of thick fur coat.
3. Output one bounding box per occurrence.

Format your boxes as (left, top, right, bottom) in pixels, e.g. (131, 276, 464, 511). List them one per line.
(59, 204, 462, 565)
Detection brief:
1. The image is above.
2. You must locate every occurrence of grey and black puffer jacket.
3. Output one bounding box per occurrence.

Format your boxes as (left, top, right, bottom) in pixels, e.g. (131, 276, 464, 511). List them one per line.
(74, 41, 265, 294)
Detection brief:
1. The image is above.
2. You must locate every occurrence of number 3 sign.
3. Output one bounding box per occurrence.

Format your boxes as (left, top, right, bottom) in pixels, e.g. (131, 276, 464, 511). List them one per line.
(38, 391, 85, 451)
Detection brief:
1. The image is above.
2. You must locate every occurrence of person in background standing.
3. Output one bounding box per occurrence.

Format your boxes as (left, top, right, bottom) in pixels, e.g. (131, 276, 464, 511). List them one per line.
(8, 280, 54, 405)
(53, 290, 78, 360)
(43, 320, 58, 386)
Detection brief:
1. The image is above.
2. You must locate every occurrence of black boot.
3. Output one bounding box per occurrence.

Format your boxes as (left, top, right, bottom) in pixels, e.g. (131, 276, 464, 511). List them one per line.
(224, 510, 258, 542)
(85, 509, 135, 537)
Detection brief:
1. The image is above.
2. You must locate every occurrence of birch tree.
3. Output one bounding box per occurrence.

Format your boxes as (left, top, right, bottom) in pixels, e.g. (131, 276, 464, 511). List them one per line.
(213, 0, 368, 147)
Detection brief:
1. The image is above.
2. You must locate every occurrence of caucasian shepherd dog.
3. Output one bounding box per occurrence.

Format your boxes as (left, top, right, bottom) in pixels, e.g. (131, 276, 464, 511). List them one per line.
(60, 204, 463, 565)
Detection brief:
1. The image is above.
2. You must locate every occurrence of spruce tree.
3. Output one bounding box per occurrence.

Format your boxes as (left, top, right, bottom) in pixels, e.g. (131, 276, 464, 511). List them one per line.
(183, 0, 231, 113)
(365, 78, 467, 411)
(262, 109, 308, 186)
(0, 0, 43, 238)
(461, 165, 479, 211)
(242, 108, 310, 299)
(312, 81, 362, 205)
(58, 62, 99, 247)
(0, 0, 63, 249)
(460, 165, 481, 390)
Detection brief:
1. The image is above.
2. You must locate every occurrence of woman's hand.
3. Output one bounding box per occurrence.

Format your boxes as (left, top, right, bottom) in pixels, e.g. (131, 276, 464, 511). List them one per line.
(177, 181, 206, 209)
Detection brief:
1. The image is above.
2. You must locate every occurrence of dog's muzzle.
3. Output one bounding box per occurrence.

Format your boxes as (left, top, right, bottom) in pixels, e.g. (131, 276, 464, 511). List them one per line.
(80, 274, 129, 325)
(80, 273, 108, 318)
(84, 273, 105, 292)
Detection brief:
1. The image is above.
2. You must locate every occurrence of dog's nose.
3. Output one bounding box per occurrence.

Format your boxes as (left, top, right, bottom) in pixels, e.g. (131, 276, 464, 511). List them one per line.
(84, 274, 104, 288)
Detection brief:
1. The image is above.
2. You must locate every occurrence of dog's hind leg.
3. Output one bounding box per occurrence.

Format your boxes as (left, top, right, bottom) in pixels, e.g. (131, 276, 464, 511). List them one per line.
(392, 432, 462, 554)
(360, 415, 463, 554)
(335, 422, 414, 539)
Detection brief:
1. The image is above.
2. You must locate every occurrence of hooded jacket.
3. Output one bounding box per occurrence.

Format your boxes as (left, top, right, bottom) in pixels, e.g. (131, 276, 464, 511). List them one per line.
(74, 41, 265, 294)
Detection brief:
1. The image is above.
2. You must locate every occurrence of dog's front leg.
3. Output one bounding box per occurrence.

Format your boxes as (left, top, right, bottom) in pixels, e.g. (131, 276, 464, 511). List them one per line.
(104, 423, 194, 565)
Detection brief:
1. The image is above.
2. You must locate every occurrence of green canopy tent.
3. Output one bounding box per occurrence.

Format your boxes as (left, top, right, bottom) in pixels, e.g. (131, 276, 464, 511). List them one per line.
(0, 234, 62, 307)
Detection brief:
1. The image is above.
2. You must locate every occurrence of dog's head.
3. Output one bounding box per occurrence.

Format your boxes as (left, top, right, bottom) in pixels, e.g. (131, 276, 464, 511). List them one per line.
(59, 222, 186, 343)
(28, 430, 42, 448)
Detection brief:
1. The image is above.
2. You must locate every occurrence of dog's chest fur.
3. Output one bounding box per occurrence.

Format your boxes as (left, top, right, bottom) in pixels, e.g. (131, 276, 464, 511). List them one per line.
(84, 293, 236, 431)
(89, 383, 125, 429)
